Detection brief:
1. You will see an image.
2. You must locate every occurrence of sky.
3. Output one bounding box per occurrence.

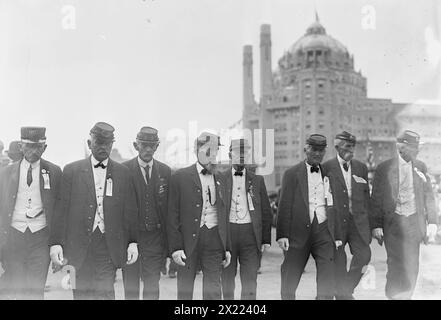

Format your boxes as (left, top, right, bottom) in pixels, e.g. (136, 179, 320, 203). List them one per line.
(0, 0, 440, 167)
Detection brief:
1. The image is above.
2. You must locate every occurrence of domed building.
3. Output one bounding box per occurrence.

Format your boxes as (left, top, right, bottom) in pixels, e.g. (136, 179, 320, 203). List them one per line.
(242, 16, 441, 192)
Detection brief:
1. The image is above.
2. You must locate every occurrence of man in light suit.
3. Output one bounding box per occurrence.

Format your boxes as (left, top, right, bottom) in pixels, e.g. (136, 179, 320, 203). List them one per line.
(0, 127, 62, 299)
(221, 138, 272, 300)
(370, 130, 438, 300)
(277, 134, 342, 300)
(167, 132, 231, 300)
(323, 131, 371, 300)
(122, 127, 171, 300)
(49, 122, 139, 300)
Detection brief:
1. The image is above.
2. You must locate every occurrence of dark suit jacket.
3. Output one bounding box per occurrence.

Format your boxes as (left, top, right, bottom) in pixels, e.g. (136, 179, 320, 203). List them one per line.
(370, 157, 437, 242)
(221, 167, 272, 249)
(167, 164, 230, 258)
(122, 157, 171, 253)
(323, 158, 372, 245)
(276, 161, 342, 248)
(49, 157, 138, 269)
(0, 159, 62, 248)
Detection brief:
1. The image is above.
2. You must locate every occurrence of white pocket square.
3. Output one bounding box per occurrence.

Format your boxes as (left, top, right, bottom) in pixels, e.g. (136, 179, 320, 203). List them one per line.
(352, 175, 367, 184)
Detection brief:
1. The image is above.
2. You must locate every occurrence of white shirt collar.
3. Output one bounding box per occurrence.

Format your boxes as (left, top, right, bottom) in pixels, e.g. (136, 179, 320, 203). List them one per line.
(397, 151, 411, 166)
(22, 158, 40, 169)
(196, 162, 205, 174)
(91, 156, 109, 167)
(337, 154, 350, 167)
(305, 161, 322, 174)
(138, 157, 153, 169)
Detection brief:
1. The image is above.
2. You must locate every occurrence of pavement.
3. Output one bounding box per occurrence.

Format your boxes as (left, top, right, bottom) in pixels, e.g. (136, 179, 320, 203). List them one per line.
(43, 228, 441, 300)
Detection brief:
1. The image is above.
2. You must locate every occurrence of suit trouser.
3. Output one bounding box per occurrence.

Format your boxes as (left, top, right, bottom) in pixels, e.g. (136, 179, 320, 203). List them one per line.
(177, 225, 224, 300)
(334, 214, 371, 298)
(122, 229, 165, 300)
(384, 213, 420, 300)
(222, 223, 259, 300)
(2, 227, 50, 300)
(280, 217, 335, 300)
(73, 229, 117, 300)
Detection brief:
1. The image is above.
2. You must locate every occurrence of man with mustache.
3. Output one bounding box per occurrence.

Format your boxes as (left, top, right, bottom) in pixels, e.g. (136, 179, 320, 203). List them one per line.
(220, 138, 272, 300)
(370, 130, 438, 299)
(323, 131, 372, 300)
(49, 122, 139, 300)
(122, 127, 171, 300)
(277, 134, 342, 300)
(167, 132, 231, 300)
(0, 127, 62, 299)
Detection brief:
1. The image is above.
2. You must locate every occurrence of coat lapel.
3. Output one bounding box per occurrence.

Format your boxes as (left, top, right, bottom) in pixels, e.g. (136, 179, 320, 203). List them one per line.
(298, 162, 309, 208)
(191, 163, 203, 191)
(245, 169, 255, 212)
(388, 158, 399, 203)
(82, 157, 97, 206)
(39, 159, 50, 210)
(225, 168, 233, 214)
(332, 157, 347, 190)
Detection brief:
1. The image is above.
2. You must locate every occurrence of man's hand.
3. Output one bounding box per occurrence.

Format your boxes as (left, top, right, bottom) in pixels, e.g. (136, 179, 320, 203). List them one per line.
(335, 240, 343, 250)
(126, 243, 138, 265)
(372, 228, 384, 245)
(172, 250, 187, 266)
(261, 244, 271, 253)
(50, 245, 64, 266)
(222, 251, 231, 268)
(427, 224, 438, 242)
(277, 238, 289, 251)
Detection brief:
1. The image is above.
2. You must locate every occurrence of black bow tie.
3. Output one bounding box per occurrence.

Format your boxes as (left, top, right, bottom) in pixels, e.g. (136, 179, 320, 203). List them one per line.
(310, 165, 319, 174)
(343, 162, 349, 172)
(94, 162, 107, 169)
(234, 171, 243, 176)
(201, 168, 212, 175)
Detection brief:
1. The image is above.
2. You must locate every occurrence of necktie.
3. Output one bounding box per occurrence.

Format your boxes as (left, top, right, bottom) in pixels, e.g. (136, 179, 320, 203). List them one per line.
(27, 164, 33, 186)
(234, 171, 243, 176)
(94, 162, 106, 169)
(201, 168, 211, 175)
(343, 162, 349, 172)
(310, 165, 319, 174)
(144, 164, 150, 184)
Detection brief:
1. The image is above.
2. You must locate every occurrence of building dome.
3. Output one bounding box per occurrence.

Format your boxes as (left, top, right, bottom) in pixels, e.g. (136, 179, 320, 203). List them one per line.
(289, 20, 348, 55)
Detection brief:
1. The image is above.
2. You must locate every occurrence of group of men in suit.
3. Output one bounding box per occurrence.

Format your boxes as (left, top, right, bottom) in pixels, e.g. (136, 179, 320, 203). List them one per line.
(0, 123, 437, 300)
(0, 123, 273, 300)
(276, 130, 438, 300)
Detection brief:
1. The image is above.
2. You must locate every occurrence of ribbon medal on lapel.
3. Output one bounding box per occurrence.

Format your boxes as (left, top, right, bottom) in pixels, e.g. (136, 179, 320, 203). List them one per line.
(158, 177, 167, 195)
(323, 176, 333, 206)
(414, 167, 427, 183)
(106, 177, 113, 197)
(41, 169, 51, 190)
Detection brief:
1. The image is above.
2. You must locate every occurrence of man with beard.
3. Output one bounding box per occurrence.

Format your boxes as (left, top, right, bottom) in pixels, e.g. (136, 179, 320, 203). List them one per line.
(370, 130, 437, 299)
(323, 131, 371, 300)
(277, 134, 342, 300)
(0, 127, 62, 299)
(167, 132, 231, 300)
(49, 122, 139, 300)
(122, 127, 171, 300)
(220, 138, 272, 300)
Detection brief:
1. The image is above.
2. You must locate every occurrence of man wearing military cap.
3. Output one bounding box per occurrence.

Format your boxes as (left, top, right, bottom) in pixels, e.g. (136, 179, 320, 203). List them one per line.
(323, 131, 371, 299)
(276, 134, 342, 299)
(370, 130, 437, 299)
(0, 127, 62, 299)
(121, 127, 171, 300)
(49, 122, 139, 300)
(7, 141, 24, 163)
(167, 132, 231, 300)
(220, 138, 272, 300)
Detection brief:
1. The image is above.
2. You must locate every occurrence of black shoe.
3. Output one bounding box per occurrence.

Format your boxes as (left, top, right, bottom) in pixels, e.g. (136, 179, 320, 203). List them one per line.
(161, 267, 167, 276)
(168, 270, 177, 278)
